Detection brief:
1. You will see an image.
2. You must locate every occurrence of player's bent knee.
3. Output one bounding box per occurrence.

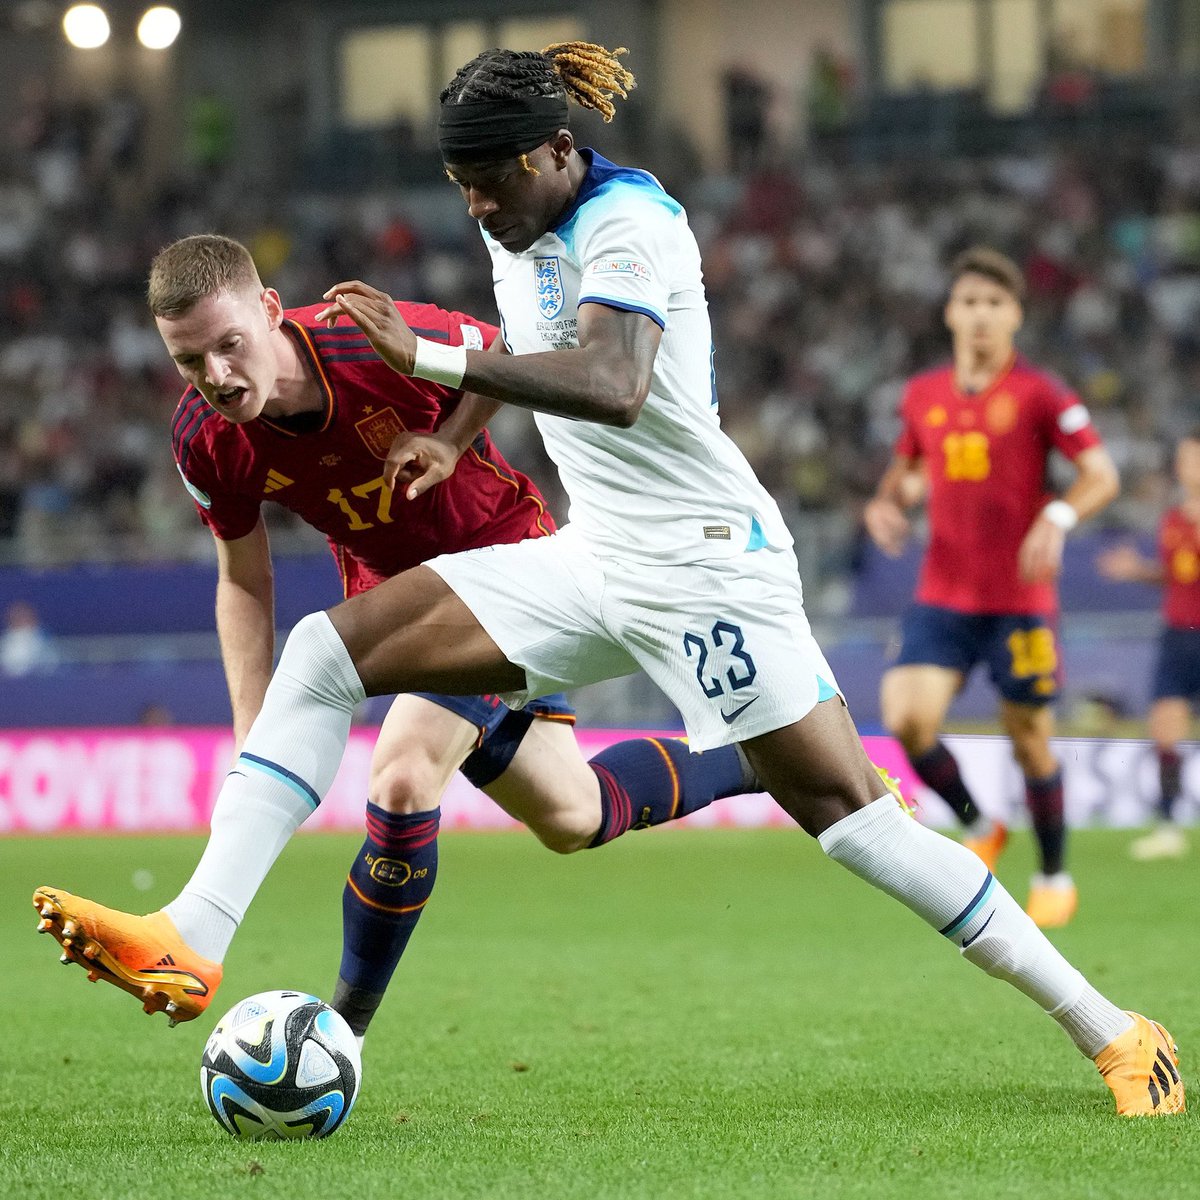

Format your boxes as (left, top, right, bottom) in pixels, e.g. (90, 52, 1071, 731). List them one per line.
(276, 611, 363, 707)
(887, 716, 933, 754)
(512, 800, 598, 854)
(529, 818, 595, 855)
(368, 759, 444, 815)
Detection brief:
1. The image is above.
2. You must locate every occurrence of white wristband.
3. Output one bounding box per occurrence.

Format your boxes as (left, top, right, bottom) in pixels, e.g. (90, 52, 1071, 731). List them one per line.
(1042, 499, 1078, 532)
(412, 337, 467, 388)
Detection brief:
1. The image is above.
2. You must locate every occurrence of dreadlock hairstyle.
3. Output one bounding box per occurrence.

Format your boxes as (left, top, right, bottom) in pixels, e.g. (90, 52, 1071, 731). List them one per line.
(438, 43, 635, 168)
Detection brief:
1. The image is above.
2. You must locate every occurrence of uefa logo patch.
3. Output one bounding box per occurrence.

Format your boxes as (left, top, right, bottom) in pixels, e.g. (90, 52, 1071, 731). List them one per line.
(535, 256, 564, 320)
(176, 463, 212, 509)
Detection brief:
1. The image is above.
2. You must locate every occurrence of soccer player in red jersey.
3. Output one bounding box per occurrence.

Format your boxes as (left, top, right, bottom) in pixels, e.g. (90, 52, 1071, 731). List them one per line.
(36, 234, 758, 1040)
(865, 246, 1119, 928)
(1097, 430, 1200, 861)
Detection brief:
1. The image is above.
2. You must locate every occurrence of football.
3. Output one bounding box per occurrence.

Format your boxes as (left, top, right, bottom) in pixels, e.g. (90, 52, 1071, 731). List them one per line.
(200, 990, 362, 1139)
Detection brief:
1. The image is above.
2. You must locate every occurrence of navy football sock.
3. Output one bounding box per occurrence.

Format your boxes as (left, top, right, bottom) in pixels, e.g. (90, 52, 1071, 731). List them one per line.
(334, 803, 439, 1035)
(910, 741, 982, 827)
(1025, 768, 1066, 875)
(1158, 747, 1183, 822)
(587, 739, 751, 848)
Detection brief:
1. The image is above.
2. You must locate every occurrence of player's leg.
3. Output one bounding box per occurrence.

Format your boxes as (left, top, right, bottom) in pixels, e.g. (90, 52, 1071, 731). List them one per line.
(881, 605, 997, 849)
(35, 563, 514, 1022)
(1131, 697, 1191, 860)
(997, 697, 1074, 926)
(631, 549, 1181, 1116)
(331, 693, 482, 1040)
(1131, 627, 1195, 860)
(988, 613, 1071, 924)
(334, 691, 759, 1037)
(744, 700, 1183, 1116)
(881, 662, 977, 812)
(474, 713, 758, 854)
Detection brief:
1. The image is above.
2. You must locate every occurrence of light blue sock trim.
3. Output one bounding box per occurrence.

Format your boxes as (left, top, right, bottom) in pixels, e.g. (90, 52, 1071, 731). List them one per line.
(939, 872, 996, 938)
(238, 752, 321, 811)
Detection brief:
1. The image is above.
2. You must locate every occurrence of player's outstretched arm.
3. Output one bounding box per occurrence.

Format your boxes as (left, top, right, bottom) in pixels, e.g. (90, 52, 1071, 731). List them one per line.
(1096, 542, 1164, 585)
(321, 281, 662, 428)
(213, 520, 276, 750)
(315, 280, 420, 372)
(1019, 445, 1120, 583)
(864, 457, 920, 556)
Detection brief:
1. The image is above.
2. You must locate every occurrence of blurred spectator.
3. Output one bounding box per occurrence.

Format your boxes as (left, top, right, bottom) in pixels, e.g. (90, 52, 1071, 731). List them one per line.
(722, 66, 772, 173)
(806, 45, 854, 134)
(187, 91, 236, 179)
(0, 75, 1199, 612)
(0, 600, 57, 676)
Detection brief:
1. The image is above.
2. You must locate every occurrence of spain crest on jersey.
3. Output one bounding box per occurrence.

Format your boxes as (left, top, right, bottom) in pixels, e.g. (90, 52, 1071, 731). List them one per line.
(355, 406, 406, 460)
(535, 256, 564, 320)
(986, 392, 1018, 435)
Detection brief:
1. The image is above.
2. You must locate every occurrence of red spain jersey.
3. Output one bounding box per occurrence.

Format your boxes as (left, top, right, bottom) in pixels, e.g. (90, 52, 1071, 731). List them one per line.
(1159, 508, 1200, 629)
(895, 354, 1101, 615)
(171, 303, 554, 597)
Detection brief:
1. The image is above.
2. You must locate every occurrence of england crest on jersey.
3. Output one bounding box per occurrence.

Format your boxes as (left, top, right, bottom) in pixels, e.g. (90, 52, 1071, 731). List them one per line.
(535, 256, 564, 320)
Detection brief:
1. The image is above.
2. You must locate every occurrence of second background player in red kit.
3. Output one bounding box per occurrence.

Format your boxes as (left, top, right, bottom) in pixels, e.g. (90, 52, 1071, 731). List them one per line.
(865, 246, 1119, 928)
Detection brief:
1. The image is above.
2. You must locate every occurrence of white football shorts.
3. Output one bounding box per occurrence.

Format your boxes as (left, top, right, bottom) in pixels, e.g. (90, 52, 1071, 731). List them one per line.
(426, 525, 840, 751)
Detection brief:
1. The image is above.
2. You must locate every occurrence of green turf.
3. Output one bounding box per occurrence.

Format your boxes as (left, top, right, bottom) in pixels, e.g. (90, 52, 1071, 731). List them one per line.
(1, 826, 1195, 1199)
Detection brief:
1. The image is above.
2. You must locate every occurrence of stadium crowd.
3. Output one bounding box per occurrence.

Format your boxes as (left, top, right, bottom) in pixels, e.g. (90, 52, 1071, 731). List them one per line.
(2, 83, 1199, 615)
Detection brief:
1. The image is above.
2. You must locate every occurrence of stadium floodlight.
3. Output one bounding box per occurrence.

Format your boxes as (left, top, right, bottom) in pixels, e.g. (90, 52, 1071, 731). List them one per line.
(62, 3, 110, 48)
(137, 5, 180, 50)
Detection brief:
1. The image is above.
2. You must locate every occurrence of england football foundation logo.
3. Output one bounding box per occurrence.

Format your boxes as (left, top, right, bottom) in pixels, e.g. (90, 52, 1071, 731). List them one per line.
(535, 256, 564, 319)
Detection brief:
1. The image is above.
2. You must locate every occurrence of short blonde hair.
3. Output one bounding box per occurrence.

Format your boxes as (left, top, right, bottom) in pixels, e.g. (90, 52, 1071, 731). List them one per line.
(147, 234, 262, 318)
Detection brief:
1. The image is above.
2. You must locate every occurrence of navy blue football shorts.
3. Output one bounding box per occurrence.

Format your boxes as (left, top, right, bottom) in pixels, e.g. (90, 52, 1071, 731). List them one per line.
(894, 602, 1060, 707)
(413, 691, 575, 787)
(1151, 627, 1200, 702)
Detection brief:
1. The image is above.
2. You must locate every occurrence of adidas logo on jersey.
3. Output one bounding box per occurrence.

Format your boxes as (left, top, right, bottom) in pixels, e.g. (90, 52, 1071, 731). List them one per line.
(263, 470, 294, 494)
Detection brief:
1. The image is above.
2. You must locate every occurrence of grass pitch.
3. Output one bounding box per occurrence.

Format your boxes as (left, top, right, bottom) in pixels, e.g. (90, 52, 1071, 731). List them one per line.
(2, 825, 1196, 1199)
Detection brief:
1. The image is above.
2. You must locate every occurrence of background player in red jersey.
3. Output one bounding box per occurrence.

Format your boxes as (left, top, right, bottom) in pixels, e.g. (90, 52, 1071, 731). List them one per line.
(864, 246, 1119, 928)
(1097, 430, 1200, 861)
(39, 234, 756, 1040)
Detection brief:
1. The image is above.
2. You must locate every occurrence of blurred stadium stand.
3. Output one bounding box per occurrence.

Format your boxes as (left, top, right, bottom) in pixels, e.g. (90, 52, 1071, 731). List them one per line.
(0, 0, 1197, 730)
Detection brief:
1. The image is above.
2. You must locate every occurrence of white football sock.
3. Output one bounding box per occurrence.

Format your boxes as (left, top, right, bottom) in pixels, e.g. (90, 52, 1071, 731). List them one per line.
(819, 797, 1131, 1057)
(166, 612, 365, 961)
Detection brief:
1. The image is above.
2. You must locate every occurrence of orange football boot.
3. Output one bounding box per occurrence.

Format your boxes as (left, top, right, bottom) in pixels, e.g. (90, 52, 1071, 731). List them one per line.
(1096, 1012, 1186, 1116)
(33, 886, 221, 1025)
(1024, 873, 1077, 929)
(963, 820, 1009, 872)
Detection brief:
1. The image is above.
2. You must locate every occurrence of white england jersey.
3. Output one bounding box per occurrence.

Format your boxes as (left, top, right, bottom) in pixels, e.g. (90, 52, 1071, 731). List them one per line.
(485, 150, 792, 565)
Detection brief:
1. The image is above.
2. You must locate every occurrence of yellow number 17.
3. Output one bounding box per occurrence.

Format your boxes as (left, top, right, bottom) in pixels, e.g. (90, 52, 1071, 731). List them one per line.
(327, 476, 395, 531)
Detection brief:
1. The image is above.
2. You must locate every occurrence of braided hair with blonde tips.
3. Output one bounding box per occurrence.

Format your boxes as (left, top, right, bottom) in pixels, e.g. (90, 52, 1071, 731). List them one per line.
(440, 43, 635, 119)
(540, 42, 635, 121)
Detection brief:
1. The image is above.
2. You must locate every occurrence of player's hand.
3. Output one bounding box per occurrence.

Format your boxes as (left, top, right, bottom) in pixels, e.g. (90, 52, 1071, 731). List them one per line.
(315, 281, 418, 376)
(1019, 517, 1065, 583)
(383, 431, 461, 501)
(863, 497, 910, 556)
(1095, 542, 1144, 582)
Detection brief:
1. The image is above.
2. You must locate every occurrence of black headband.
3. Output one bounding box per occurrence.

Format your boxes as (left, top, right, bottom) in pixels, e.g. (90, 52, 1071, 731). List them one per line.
(438, 94, 569, 162)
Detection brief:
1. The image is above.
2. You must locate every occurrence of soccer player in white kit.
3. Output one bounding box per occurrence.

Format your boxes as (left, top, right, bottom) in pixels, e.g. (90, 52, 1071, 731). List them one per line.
(35, 43, 1182, 1116)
